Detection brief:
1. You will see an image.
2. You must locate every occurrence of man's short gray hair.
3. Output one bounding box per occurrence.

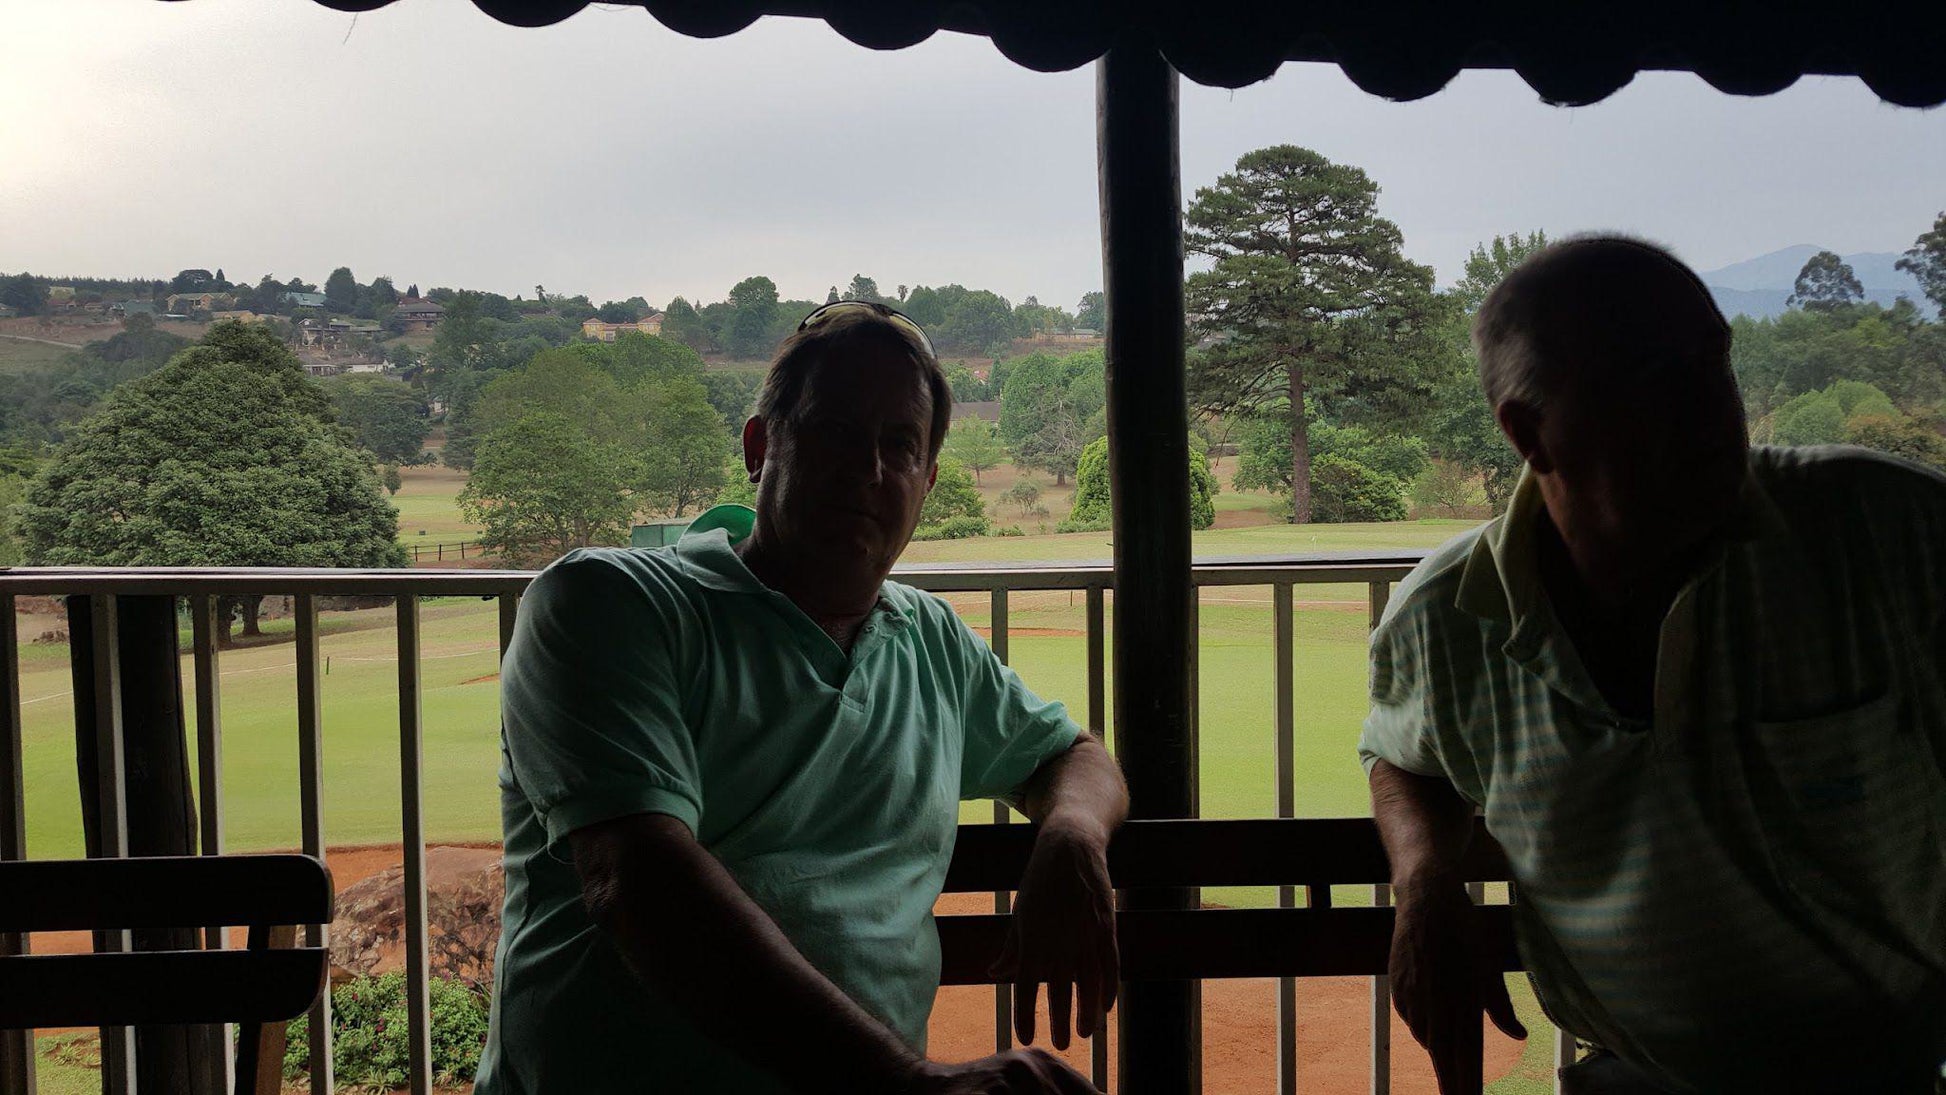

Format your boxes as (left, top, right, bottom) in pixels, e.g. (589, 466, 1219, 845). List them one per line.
(1472, 234, 1729, 410)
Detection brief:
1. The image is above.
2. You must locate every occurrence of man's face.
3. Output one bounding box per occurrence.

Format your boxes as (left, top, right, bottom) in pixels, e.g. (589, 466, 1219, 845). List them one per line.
(1533, 331, 1749, 546)
(749, 342, 938, 575)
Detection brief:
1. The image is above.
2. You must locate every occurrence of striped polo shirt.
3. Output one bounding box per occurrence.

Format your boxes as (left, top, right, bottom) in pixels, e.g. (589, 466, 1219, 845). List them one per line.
(1359, 445, 1946, 1092)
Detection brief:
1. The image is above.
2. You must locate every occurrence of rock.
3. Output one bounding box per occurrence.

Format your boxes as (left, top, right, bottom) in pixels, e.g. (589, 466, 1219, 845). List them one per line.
(329, 846, 504, 989)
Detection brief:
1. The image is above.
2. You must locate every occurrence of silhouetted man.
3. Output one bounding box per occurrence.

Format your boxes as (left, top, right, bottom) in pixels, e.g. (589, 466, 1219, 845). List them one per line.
(1360, 237, 1946, 1093)
(479, 302, 1124, 1095)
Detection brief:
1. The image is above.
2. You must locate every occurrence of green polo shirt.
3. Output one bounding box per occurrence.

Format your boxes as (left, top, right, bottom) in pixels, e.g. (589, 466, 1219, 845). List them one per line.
(477, 506, 1080, 1095)
(1360, 446, 1946, 1092)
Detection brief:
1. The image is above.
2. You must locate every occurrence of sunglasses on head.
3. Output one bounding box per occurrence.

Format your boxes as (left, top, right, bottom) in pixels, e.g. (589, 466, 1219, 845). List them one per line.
(796, 300, 937, 359)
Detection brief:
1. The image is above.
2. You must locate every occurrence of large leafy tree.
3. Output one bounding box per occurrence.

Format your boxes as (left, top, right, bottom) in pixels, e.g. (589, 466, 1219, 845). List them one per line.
(943, 417, 1006, 482)
(997, 349, 1104, 485)
(323, 374, 428, 463)
(1073, 291, 1106, 331)
(936, 289, 1016, 355)
(726, 276, 781, 359)
(0, 273, 48, 317)
(1423, 232, 1550, 511)
(458, 412, 635, 567)
(660, 296, 714, 353)
(462, 334, 728, 518)
(324, 266, 360, 313)
(1452, 232, 1549, 313)
(16, 322, 405, 638)
(1185, 145, 1443, 523)
(843, 275, 890, 305)
(1788, 250, 1864, 312)
(1896, 211, 1946, 312)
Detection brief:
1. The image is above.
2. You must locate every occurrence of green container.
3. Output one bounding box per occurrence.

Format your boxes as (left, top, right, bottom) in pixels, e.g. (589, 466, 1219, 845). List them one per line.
(629, 520, 690, 549)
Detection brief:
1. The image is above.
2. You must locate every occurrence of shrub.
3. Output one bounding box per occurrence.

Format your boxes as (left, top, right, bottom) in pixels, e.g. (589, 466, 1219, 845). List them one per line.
(1309, 455, 1407, 523)
(284, 973, 491, 1088)
(910, 514, 990, 540)
(995, 525, 1025, 536)
(1064, 434, 1216, 531)
(1844, 413, 1946, 470)
(921, 456, 985, 525)
(1410, 459, 1484, 517)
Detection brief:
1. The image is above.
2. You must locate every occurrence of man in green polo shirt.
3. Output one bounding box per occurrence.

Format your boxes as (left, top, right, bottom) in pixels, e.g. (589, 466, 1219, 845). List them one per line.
(478, 303, 1126, 1094)
(1359, 237, 1946, 1093)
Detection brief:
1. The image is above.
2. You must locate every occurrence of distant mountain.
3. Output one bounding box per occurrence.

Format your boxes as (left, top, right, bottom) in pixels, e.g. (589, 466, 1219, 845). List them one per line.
(1699, 245, 1931, 320)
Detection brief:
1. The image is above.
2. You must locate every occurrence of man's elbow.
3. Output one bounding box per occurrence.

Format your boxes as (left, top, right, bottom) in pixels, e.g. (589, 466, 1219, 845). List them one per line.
(569, 813, 698, 932)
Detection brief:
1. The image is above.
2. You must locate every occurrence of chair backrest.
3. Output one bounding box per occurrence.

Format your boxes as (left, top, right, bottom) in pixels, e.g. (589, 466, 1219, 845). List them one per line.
(0, 853, 333, 1030)
(937, 817, 1517, 984)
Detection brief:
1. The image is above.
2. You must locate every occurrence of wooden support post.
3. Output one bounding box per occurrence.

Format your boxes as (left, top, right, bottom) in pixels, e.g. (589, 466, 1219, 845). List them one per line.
(1097, 42, 1198, 1095)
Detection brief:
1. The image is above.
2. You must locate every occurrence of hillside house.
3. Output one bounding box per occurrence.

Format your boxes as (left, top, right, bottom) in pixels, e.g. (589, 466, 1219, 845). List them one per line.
(283, 291, 328, 309)
(394, 299, 444, 333)
(580, 312, 665, 341)
(168, 291, 226, 313)
(111, 300, 157, 318)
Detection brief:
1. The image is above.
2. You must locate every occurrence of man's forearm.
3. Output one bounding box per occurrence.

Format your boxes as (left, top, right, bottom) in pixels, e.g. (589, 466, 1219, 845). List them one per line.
(1369, 758, 1477, 892)
(573, 816, 917, 1095)
(1019, 735, 1128, 839)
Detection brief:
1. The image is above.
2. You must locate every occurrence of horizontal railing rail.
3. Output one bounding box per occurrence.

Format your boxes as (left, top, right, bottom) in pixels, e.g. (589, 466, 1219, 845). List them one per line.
(0, 552, 1571, 1095)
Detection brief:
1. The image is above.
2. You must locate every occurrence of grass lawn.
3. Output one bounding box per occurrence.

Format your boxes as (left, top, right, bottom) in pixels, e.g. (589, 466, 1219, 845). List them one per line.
(391, 464, 483, 544)
(0, 335, 78, 373)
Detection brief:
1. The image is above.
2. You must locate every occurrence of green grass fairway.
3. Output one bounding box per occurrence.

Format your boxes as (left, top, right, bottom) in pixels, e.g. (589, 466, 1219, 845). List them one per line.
(0, 335, 77, 373)
(391, 464, 483, 544)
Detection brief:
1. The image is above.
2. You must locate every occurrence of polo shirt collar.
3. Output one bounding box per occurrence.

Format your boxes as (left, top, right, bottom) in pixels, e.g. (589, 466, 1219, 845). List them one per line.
(674, 504, 766, 593)
(1454, 456, 1788, 635)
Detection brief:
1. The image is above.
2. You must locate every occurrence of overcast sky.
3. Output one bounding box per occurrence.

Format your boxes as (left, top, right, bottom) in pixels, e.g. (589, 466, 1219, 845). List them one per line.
(5, 0, 1944, 312)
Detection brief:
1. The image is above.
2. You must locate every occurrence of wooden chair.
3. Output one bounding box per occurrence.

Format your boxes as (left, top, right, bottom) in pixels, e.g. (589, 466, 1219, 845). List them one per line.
(0, 853, 333, 1095)
(938, 818, 1519, 1082)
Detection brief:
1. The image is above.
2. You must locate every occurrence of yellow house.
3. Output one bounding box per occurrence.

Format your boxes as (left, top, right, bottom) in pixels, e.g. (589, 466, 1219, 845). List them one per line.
(580, 313, 664, 342)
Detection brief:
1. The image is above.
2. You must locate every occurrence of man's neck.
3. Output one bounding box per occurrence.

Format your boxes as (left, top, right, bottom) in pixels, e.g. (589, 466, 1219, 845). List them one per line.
(735, 532, 887, 645)
(1537, 504, 1708, 624)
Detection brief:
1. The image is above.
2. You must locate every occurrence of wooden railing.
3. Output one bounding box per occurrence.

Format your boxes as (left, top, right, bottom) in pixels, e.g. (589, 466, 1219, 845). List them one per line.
(0, 557, 1576, 1094)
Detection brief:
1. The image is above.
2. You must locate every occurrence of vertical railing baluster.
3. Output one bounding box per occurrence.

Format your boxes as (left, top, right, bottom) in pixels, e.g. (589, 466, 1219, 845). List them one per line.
(1368, 581, 1393, 1095)
(498, 593, 519, 659)
(189, 593, 232, 1095)
(989, 586, 1012, 1054)
(90, 595, 135, 1095)
(1086, 585, 1109, 1092)
(191, 594, 225, 926)
(1555, 1028, 1578, 1092)
(295, 593, 334, 1095)
(396, 596, 433, 1095)
(1187, 588, 1200, 818)
(1273, 581, 1297, 1095)
(0, 593, 37, 1095)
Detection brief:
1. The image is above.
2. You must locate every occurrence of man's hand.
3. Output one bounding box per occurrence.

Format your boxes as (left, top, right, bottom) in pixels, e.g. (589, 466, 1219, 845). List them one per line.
(1389, 874, 1527, 1095)
(902, 1050, 1098, 1094)
(991, 815, 1119, 1050)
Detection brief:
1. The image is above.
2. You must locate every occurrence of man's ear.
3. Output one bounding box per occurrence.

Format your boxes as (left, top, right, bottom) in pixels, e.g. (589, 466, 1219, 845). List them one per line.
(925, 459, 939, 492)
(741, 417, 766, 483)
(1494, 400, 1554, 475)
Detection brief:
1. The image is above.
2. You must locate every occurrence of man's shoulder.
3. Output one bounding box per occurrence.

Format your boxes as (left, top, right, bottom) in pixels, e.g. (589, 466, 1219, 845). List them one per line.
(1753, 444, 1946, 513)
(525, 546, 702, 623)
(1378, 522, 1495, 640)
